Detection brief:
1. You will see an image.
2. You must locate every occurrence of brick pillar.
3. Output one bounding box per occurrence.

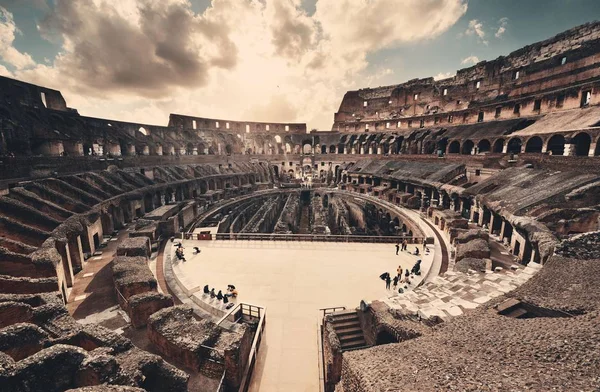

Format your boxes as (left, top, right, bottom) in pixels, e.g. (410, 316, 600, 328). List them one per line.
(589, 142, 597, 157)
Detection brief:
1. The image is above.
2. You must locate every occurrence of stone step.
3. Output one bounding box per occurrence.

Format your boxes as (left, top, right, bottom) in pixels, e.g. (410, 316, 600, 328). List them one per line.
(338, 332, 364, 342)
(330, 313, 359, 323)
(341, 339, 367, 351)
(334, 325, 362, 335)
(332, 320, 360, 330)
(496, 298, 521, 314)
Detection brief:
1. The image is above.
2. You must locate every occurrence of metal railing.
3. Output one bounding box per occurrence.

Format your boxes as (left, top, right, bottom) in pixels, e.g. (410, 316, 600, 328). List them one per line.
(213, 302, 266, 392)
(183, 232, 424, 244)
(238, 303, 266, 392)
(319, 306, 346, 317)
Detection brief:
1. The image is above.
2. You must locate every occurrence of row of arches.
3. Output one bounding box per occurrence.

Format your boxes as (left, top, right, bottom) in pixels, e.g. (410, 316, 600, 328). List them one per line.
(445, 132, 599, 156)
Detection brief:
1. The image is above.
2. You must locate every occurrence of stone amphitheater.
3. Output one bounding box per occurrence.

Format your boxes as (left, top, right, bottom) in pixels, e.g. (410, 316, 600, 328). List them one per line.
(0, 19, 600, 392)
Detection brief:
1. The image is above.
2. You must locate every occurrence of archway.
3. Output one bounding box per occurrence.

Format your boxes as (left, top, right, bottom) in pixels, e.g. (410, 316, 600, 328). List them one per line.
(546, 134, 565, 155)
(329, 145, 336, 153)
(448, 140, 460, 154)
(461, 140, 474, 155)
(477, 139, 491, 153)
(321, 145, 327, 154)
(492, 139, 504, 153)
(525, 136, 543, 153)
(507, 138, 522, 154)
(572, 132, 591, 156)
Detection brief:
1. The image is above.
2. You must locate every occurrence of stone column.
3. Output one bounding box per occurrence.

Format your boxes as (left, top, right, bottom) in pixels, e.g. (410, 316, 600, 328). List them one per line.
(68, 236, 84, 274)
(589, 142, 597, 157)
(499, 220, 507, 241)
(56, 241, 74, 288)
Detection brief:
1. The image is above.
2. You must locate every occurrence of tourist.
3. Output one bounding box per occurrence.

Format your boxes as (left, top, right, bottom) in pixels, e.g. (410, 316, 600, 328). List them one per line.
(193, 246, 201, 254)
(203, 285, 209, 294)
(393, 275, 399, 290)
(396, 265, 402, 278)
(402, 239, 408, 251)
(422, 238, 427, 251)
(385, 274, 391, 290)
(210, 288, 216, 298)
(412, 259, 422, 275)
(413, 247, 420, 256)
(175, 247, 186, 262)
(404, 268, 410, 283)
(225, 285, 238, 298)
(395, 243, 400, 255)
(217, 290, 223, 300)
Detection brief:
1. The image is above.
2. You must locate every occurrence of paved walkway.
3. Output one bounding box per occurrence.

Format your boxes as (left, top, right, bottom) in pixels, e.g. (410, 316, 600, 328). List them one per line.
(171, 240, 430, 392)
(385, 262, 542, 319)
(67, 229, 129, 327)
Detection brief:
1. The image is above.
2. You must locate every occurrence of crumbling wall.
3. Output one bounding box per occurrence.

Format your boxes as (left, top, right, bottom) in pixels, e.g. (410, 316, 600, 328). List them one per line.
(273, 193, 301, 234)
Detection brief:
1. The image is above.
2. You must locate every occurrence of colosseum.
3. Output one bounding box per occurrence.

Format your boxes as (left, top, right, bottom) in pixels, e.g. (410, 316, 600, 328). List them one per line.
(0, 10, 599, 392)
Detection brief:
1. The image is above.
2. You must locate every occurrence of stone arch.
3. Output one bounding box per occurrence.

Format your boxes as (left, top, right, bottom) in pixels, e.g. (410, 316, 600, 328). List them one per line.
(329, 145, 336, 153)
(302, 139, 312, 154)
(572, 132, 591, 156)
(546, 134, 565, 155)
(225, 144, 233, 155)
(423, 141, 436, 155)
(525, 136, 543, 153)
(370, 142, 378, 154)
(285, 142, 292, 153)
(185, 142, 194, 155)
(492, 139, 504, 153)
(392, 137, 404, 154)
(321, 145, 327, 154)
(507, 137, 522, 154)
(477, 139, 491, 153)
(461, 139, 474, 155)
(448, 140, 460, 154)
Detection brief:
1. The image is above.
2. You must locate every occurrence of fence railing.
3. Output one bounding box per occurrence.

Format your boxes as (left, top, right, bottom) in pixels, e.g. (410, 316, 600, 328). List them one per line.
(182, 232, 424, 244)
(213, 302, 266, 392)
(319, 306, 346, 317)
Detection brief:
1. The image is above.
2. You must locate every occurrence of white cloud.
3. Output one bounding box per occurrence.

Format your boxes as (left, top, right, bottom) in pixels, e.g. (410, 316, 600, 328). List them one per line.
(461, 55, 479, 66)
(8, 0, 468, 129)
(433, 71, 455, 81)
(0, 6, 36, 69)
(495, 17, 508, 38)
(465, 19, 487, 45)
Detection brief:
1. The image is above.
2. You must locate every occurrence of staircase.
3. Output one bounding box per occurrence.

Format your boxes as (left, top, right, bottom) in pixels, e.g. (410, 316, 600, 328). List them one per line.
(496, 298, 530, 318)
(329, 311, 367, 351)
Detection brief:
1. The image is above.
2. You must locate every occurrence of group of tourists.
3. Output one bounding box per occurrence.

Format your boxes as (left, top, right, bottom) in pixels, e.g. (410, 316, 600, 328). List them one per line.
(203, 284, 238, 306)
(381, 259, 422, 292)
(174, 243, 202, 263)
(395, 238, 429, 256)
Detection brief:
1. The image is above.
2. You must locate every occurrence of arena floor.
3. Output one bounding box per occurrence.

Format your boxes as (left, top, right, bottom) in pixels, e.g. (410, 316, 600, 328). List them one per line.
(172, 240, 431, 392)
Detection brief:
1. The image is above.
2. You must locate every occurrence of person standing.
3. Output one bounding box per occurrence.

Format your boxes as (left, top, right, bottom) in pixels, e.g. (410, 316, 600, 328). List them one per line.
(402, 239, 408, 251)
(393, 275, 399, 290)
(397, 265, 403, 278)
(395, 243, 400, 255)
(385, 274, 391, 290)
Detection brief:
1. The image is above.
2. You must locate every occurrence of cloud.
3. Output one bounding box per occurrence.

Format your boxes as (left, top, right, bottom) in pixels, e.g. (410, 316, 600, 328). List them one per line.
(0, 6, 36, 69)
(36, 0, 238, 97)
(433, 71, 455, 81)
(465, 19, 487, 45)
(7, 0, 467, 130)
(461, 55, 479, 66)
(495, 17, 508, 38)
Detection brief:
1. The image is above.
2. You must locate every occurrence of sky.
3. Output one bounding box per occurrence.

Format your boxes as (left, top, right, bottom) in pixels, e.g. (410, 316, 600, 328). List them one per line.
(0, 0, 599, 130)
